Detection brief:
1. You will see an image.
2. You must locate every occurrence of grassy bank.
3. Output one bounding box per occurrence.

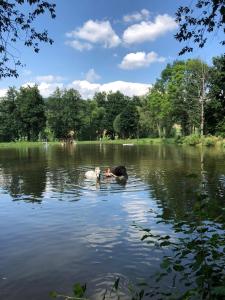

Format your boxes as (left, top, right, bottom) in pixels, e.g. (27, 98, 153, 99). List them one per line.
(0, 141, 59, 148)
(0, 136, 224, 148)
(77, 137, 176, 145)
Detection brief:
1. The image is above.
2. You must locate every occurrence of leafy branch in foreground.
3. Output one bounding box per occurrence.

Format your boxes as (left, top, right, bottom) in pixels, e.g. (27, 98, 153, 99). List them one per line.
(175, 0, 225, 55)
(50, 283, 87, 300)
(49, 278, 147, 300)
(0, 0, 56, 78)
(136, 192, 225, 299)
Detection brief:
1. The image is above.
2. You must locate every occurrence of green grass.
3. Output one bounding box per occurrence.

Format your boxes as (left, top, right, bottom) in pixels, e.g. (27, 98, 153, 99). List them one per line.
(0, 141, 59, 148)
(0, 138, 175, 148)
(1, 136, 224, 148)
(77, 138, 176, 145)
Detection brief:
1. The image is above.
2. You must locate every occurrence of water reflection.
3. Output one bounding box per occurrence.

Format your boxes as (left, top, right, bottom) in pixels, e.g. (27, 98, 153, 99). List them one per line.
(0, 144, 224, 215)
(0, 144, 225, 300)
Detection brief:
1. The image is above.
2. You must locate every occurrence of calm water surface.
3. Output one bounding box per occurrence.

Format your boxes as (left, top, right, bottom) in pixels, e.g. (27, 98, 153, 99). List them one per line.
(0, 144, 225, 299)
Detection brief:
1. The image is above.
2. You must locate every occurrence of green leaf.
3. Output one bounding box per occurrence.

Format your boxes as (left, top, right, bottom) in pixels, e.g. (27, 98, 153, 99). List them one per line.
(73, 283, 86, 298)
(113, 278, 120, 291)
(49, 291, 57, 298)
(141, 234, 149, 241)
(160, 241, 171, 247)
(161, 258, 171, 269)
(212, 286, 225, 296)
(139, 289, 145, 300)
(173, 264, 185, 272)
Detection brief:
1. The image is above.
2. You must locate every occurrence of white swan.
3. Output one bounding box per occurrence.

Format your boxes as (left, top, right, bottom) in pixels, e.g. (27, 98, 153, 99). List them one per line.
(85, 167, 101, 180)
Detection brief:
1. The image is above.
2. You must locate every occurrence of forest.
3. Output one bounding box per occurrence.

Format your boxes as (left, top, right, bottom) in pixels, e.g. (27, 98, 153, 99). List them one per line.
(0, 55, 224, 142)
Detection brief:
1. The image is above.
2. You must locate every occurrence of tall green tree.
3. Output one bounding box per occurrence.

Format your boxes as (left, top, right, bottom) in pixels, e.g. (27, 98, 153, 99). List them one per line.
(0, 87, 18, 141)
(145, 87, 172, 138)
(47, 88, 85, 140)
(16, 85, 46, 141)
(166, 60, 208, 135)
(113, 103, 139, 139)
(105, 91, 129, 138)
(205, 55, 225, 136)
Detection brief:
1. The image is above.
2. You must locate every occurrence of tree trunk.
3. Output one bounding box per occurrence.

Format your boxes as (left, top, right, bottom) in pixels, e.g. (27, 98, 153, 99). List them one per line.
(157, 124, 161, 138)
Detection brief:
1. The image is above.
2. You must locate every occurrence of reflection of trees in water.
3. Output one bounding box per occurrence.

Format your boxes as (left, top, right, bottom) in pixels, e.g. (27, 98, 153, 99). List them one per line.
(0, 144, 224, 209)
(137, 146, 225, 221)
(0, 147, 47, 202)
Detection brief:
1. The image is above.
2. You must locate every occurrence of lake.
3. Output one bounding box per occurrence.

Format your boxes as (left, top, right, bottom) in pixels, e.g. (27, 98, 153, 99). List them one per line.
(0, 144, 225, 299)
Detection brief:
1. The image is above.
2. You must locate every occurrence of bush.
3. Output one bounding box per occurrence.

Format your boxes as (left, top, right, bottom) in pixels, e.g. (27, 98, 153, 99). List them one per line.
(183, 134, 200, 146)
(175, 135, 184, 144)
(203, 136, 217, 147)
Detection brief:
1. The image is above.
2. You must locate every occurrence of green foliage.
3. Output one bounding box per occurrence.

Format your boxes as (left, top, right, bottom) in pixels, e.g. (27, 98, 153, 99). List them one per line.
(104, 91, 129, 138)
(113, 103, 139, 138)
(113, 114, 121, 135)
(16, 85, 46, 141)
(136, 190, 225, 299)
(50, 283, 87, 300)
(49, 278, 147, 300)
(0, 0, 55, 78)
(0, 55, 224, 142)
(183, 134, 201, 146)
(144, 87, 172, 137)
(46, 88, 84, 140)
(175, 1, 225, 55)
(0, 85, 46, 142)
(205, 55, 225, 137)
(0, 87, 18, 141)
(203, 136, 217, 147)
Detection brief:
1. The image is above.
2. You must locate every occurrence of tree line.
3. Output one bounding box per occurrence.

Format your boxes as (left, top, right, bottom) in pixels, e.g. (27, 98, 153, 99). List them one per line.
(0, 55, 224, 142)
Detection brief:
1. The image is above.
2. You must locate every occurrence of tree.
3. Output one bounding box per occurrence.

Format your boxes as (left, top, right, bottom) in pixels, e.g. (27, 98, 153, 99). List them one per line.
(93, 92, 107, 107)
(165, 60, 209, 135)
(47, 88, 85, 140)
(16, 85, 46, 141)
(0, 87, 18, 141)
(118, 103, 139, 138)
(145, 87, 172, 138)
(205, 54, 225, 136)
(0, 0, 56, 78)
(104, 91, 129, 138)
(175, 0, 225, 55)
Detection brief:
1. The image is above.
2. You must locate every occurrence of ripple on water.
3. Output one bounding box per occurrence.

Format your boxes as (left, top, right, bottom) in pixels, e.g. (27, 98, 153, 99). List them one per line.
(76, 166, 150, 196)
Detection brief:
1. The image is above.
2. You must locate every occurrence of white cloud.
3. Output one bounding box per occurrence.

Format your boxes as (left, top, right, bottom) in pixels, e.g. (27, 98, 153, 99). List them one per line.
(3, 76, 150, 100)
(119, 51, 165, 70)
(123, 9, 150, 23)
(22, 81, 64, 98)
(123, 14, 177, 44)
(84, 68, 101, 82)
(36, 75, 64, 83)
(22, 82, 36, 88)
(70, 80, 100, 99)
(70, 80, 151, 99)
(100, 81, 151, 97)
(65, 40, 93, 51)
(0, 88, 7, 98)
(66, 20, 121, 48)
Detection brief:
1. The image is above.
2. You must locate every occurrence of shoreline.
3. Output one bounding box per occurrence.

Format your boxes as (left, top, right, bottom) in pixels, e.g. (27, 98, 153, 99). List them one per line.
(0, 136, 224, 148)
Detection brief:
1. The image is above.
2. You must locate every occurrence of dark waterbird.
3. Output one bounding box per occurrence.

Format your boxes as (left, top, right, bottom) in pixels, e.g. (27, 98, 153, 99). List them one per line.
(111, 166, 128, 180)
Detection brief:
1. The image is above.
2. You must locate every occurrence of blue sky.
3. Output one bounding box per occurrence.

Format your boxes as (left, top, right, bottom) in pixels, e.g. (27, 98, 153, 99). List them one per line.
(0, 0, 224, 98)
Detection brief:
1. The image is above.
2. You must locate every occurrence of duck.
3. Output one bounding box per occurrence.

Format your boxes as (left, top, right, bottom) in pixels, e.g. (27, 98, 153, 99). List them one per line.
(85, 167, 101, 180)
